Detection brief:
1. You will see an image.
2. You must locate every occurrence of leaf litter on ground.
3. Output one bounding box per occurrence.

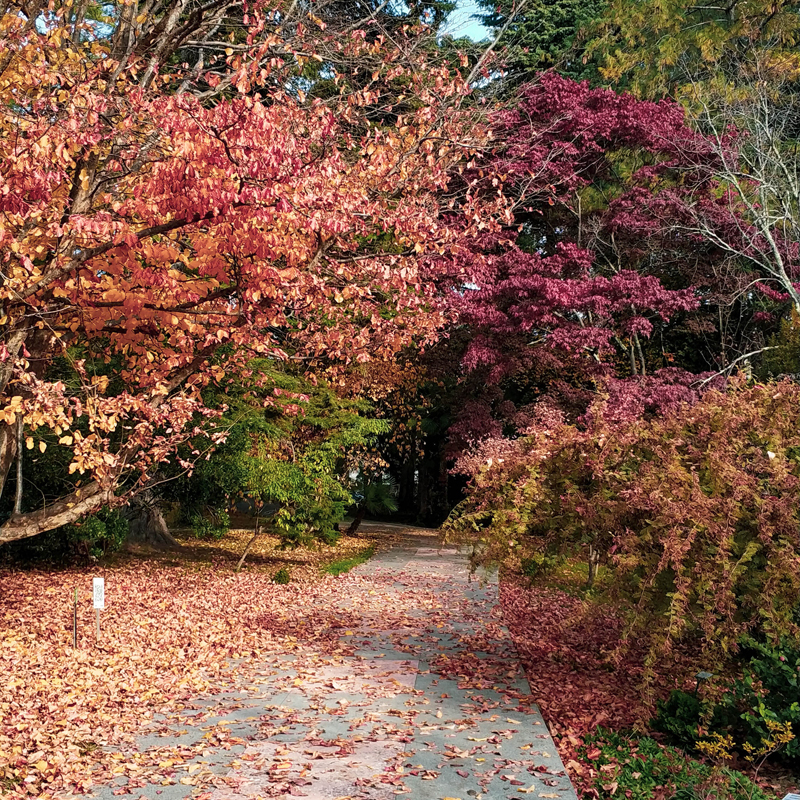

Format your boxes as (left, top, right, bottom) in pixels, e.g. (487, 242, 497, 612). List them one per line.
(0, 524, 403, 797)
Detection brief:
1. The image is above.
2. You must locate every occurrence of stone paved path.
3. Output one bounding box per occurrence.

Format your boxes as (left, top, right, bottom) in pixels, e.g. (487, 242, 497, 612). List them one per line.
(86, 528, 577, 800)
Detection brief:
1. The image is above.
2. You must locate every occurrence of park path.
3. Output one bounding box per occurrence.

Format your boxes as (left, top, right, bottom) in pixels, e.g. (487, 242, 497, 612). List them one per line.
(87, 528, 577, 800)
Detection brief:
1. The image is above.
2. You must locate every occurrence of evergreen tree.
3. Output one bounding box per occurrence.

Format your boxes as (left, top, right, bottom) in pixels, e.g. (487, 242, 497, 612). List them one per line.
(476, 0, 606, 84)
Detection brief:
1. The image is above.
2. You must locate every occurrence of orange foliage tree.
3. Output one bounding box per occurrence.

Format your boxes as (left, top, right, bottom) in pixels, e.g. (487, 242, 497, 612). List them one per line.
(0, 0, 500, 543)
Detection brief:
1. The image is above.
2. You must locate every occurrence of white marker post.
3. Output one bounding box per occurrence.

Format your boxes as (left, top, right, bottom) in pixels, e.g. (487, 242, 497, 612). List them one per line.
(93, 577, 105, 638)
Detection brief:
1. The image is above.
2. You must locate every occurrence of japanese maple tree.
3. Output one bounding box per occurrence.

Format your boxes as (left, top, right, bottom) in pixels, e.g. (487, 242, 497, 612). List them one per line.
(442, 73, 799, 441)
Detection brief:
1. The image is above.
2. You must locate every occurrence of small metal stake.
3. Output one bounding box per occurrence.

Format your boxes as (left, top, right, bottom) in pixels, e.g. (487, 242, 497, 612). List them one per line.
(72, 586, 77, 648)
(96, 607, 100, 639)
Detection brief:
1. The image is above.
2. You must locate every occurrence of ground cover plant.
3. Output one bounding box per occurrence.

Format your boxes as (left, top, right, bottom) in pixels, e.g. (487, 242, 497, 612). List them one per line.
(579, 729, 773, 800)
(323, 544, 377, 576)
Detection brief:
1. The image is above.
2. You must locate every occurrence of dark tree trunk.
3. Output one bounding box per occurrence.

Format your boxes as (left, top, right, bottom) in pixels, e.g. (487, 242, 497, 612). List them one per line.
(586, 544, 600, 589)
(123, 492, 182, 550)
(397, 451, 416, 518)
(417, 457, 432, 524)
(346, 505, 366, 536)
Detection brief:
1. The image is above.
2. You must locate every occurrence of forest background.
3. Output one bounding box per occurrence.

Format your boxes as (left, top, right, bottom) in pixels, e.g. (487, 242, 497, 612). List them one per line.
(6, 0, 800, 795)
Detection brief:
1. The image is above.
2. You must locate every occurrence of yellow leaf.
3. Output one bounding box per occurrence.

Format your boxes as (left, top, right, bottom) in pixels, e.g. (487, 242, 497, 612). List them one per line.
(25, 437, 33, 450)
(39, 441, 46, 453)
(35, 760, 48, 771)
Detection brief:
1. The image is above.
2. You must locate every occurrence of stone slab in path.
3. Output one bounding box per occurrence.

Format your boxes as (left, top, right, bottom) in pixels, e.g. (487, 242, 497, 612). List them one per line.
(84, 528, 577, 800)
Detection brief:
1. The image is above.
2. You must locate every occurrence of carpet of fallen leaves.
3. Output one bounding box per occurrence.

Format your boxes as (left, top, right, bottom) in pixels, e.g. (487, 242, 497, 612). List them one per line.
(500, 575, 640, 795)
(0, 526, 397, 798)
(7, 524, 793, 799)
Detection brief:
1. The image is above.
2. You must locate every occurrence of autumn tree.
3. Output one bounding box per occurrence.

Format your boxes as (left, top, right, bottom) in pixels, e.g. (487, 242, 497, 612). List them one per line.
(440, 71, 800, 697)
(440, 72, 800, 440)
(585, 0, 800, 96)
(436, 75, 712, 445)
(0, 0, 499, 545)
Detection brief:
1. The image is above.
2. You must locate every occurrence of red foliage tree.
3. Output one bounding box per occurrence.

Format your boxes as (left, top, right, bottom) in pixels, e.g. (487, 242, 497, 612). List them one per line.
(443, 74, 783, 446)
(0, 2, 495, 542)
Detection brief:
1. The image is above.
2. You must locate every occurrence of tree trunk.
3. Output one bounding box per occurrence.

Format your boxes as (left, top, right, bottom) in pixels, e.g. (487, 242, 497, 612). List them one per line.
(0, 424, 17, 506)
(586, 544, 600, 589)
(397, 450, 416, 518)
(123, 492, 182, 551)
(0, 482, 113, 544)
(236, 517, 261, 573)
(347, 505, 366, 536)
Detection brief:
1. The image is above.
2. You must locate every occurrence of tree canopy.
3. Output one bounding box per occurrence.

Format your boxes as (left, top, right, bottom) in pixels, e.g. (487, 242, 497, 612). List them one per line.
(0, 0, 502, 543)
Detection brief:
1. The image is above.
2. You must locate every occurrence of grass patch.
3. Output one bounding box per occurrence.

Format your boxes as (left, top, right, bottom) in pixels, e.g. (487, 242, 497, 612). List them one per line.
(323, 544, 376, 576)
(520, 553, 613, 598)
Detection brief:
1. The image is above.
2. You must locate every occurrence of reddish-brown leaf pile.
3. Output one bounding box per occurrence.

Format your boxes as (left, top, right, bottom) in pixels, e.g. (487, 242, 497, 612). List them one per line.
(500, 577, 647, 792)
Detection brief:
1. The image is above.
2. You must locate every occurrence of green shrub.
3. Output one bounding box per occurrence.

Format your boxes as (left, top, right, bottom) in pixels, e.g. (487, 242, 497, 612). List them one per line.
(190, 509, 230, 540)
(272, 567, 291, 584)
(317, 528, 340, 547)
(710, 635, 800, 765)
(2, 507, 129, 564)
(520, 551, 562, 579)
(160, 366, 389, 549)
(652, 636, 800, 766)
(64, 507, 129, 560)
(652, 690, 705, 749)
(582, 729, 770, 800)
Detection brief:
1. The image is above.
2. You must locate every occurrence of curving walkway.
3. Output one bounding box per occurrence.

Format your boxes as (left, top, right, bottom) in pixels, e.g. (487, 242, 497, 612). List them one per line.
(85, 528, 577, 800)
